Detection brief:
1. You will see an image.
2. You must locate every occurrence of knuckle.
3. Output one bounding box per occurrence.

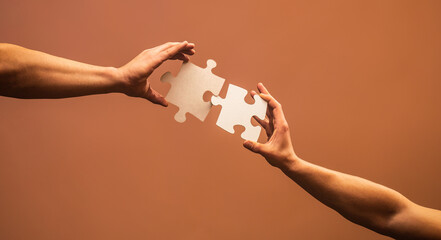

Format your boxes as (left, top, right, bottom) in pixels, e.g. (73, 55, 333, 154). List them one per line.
(280, 123, 289, 132)
(249, 143, 256, 150)
(251, 144, 260, 153)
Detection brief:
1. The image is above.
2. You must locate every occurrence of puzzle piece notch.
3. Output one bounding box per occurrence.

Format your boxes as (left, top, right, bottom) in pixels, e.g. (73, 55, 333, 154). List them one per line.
(160, 59, 225, 123)
(211, 84, 267, 142)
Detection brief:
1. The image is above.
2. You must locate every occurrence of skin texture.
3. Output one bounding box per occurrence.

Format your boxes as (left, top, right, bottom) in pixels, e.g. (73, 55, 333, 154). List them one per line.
(0, 41, 195, 104)
(244, 83, 441, 240)
(1, 42, 440, 239)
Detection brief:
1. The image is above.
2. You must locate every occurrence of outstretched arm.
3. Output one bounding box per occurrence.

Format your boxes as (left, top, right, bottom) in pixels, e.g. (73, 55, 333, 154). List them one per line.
(0, 41, 195, 105)
(244, 83, 441, 240)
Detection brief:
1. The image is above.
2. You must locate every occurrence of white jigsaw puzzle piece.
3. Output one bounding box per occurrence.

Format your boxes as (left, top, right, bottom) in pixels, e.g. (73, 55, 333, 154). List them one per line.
(211, 84, 268, 142)
(161, 60, 225, 123)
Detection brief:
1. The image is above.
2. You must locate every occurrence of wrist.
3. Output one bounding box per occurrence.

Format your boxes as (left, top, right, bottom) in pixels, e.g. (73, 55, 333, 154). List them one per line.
(104, 66, 128, 94)
(279, 153, 302, 173)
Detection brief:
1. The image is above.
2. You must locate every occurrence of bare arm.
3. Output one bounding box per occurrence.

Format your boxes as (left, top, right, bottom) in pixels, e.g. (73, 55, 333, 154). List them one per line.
(0, 42, 195, 104)
(244, 83, 441, 240)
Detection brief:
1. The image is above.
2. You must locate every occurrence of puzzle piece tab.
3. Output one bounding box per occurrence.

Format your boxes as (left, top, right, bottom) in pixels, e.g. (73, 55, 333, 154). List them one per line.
(211, 84, 267, 141)
(161, 60, 225, 123)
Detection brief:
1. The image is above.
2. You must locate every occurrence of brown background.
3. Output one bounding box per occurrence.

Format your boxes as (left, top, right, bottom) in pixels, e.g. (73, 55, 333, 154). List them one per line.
(1, 0, 440, 239)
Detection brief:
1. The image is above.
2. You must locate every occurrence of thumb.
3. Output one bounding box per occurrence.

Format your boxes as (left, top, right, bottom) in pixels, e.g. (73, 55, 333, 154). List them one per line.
(145, 87, 168, 107)
(243, 140, 264, 154)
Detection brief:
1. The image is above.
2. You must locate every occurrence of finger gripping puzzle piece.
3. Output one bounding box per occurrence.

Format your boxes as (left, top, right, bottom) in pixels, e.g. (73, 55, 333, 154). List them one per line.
(161, 59, 225, 123)
(211, 84, 268, 142)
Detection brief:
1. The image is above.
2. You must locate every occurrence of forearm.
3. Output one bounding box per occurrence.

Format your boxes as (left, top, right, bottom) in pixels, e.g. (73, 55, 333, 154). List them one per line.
(0, 43, 124, 98)
(281, 157, 411, 236)
(245, 84, 441, 239)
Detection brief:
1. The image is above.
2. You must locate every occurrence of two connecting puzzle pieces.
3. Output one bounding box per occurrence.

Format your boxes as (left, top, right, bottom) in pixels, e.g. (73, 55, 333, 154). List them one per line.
(160, 60, 267, 142)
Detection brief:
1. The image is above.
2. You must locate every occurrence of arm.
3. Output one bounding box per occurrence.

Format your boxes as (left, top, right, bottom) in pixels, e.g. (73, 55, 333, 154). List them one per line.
(0, 41, 195, 104)
(243, 83, 441, 240)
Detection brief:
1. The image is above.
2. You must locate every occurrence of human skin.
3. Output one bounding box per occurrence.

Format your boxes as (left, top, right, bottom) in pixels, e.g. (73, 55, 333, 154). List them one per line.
(0, 41, 195, 104)
(243, 83, 441, 240)
(2, 42, 440, 239)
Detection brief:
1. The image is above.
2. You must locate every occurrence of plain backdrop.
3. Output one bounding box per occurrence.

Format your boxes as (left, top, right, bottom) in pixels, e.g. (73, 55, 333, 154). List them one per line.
(1, 0, 440, 239)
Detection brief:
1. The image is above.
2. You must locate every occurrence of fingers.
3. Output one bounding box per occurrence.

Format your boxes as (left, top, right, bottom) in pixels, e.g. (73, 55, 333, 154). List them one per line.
(182, 42, 195, 50)
(251, 89, 272, 119)
(154, 41, 194, 53)
(243, 140, 265, 154)
(252, 90, 273, 120)
(260, 93, 281, 111)
(255, 83, 278, 111)
(160, 42, 187, 59)
(181, 48, 196, 55)
(171, 53, 190, 62)
(251, 89, 274, 137)
(171, 43, 195, 55)
(145, 87, 168, 107)
(253, 115, 271, 135)
(148, 41, 195, 70)
(257, 85, 288, 128)
(160, 41, 195, 60)
(266, 105, 274, 119)
(257, 82, 270, 95)
(154, 42, 176, 52)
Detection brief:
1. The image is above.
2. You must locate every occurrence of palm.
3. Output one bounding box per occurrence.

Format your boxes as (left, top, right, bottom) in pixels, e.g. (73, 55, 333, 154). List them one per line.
(118, 41, 195, 106)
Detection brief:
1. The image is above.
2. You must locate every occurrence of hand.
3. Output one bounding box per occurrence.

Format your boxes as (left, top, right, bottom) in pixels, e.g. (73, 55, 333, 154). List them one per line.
(118, 41, 195, 106)
(243, 83, 298, 170)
